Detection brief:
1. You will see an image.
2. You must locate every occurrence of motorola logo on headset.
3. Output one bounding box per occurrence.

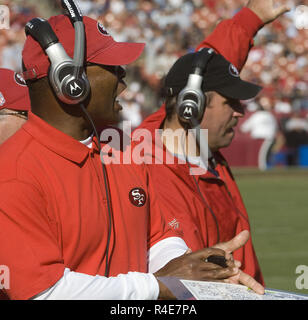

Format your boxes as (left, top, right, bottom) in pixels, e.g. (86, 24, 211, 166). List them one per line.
(183, 106, 193, 118)
(66, 79, 83, 97)
(24, 1, 90, 105)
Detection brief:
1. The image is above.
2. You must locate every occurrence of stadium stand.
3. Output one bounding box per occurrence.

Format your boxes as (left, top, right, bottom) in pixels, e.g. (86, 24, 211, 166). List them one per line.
(1, 0, 307, 167)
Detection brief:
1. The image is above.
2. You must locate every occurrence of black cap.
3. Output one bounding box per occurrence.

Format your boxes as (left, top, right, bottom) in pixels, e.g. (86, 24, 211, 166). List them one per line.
(164, 50, 263, 100)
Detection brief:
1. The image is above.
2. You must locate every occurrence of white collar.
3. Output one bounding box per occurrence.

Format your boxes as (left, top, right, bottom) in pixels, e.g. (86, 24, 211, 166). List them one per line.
(79, 133, 94, 149)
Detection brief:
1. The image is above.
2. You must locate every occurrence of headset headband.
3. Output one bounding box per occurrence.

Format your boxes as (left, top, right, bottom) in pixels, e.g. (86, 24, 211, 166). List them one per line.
(24, 0, 90, 105)
(61, 0, 85, 79)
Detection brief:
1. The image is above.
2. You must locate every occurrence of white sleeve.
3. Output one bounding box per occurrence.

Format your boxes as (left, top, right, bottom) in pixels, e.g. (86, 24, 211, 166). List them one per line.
(31, 268, 159, 300)
(32, 237, 188, 300)
(148, 237, 189, 273)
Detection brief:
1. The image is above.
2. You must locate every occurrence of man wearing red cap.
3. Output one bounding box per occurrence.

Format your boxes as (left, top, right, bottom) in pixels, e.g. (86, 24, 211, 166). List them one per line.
(0, 10, 246, 300)
(0, 68, 30, 145)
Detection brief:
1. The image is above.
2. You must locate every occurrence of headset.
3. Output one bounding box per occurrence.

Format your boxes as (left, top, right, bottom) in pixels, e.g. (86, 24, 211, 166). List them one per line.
(176, 48, 215, 123)
(24, 0, 90, 105)
(24, 0, 113, 277)
(176, 48, 216, 163)
(177, 48, 220, 238)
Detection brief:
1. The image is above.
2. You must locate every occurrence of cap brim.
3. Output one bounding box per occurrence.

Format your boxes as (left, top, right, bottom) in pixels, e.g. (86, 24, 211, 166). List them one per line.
(89, 42, 145, 66)
(216, 79, 263, 100)
(5, 94, 31, 111)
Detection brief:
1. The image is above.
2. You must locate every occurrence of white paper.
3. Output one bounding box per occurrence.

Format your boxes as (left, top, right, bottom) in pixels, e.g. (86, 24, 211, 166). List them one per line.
(180, 280, 308, 300)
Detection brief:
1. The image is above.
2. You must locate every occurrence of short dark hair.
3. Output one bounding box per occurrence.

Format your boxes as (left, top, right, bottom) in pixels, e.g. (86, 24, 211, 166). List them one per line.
(22, 60, 57, 110)
(165, 96, 177, 121)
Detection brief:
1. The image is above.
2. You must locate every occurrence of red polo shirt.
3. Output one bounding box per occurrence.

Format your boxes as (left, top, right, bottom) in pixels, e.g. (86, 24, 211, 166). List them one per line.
(135, 106, 264, 285)
(134, 7, 265, 284)
(0, 112, 176, 300)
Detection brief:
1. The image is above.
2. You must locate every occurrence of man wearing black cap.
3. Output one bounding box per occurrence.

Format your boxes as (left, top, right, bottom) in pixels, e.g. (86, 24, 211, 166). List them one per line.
(137, 50, 265, 287)
(136, 0, 289, 289)
(163, 50, 262, 151)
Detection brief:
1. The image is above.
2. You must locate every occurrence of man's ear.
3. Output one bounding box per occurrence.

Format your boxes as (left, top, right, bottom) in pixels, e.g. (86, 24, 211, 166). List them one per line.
(204, 91, 215, 108)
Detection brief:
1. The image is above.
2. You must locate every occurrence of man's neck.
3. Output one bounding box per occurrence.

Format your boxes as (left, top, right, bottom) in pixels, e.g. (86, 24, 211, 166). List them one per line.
(32, 108, 93, 141)
(162, 116, 201, 158)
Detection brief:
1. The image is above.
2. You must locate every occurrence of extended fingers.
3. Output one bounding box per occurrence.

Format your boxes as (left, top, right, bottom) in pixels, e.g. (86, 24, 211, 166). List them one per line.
(238, 271, 265, 295)
(213, 230, 250, 253)
(224, 270, 264, 295)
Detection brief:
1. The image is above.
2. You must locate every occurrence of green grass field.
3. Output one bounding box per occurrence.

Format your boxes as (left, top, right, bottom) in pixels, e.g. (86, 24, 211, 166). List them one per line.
(233, 167, 308, 294)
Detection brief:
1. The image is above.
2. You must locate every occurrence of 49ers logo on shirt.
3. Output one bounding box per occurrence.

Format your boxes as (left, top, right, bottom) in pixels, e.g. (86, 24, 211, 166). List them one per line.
(129, 188, 147, 207)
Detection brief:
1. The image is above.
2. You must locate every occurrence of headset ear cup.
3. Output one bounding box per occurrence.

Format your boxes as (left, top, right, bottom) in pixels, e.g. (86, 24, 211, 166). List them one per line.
(51, 63, 90, 105)
(62, 74, 86, 101)
(176, 73, 205, 123)
(177, 93, 201, 122)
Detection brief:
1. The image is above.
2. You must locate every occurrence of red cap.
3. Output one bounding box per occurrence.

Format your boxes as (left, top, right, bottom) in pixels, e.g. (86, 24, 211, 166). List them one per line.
(0, 68, 31, 111)
(22, 15, 145, 80)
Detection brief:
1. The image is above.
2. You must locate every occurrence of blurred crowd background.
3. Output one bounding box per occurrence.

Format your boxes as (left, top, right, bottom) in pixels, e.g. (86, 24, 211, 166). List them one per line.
(1, 0, 308, 169)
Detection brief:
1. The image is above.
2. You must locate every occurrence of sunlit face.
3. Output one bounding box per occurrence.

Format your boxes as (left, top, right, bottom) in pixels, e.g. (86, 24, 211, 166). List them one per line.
(201, 92, 245, 151)
(0, 109, 27, 145)
(85, 64, 127, 128)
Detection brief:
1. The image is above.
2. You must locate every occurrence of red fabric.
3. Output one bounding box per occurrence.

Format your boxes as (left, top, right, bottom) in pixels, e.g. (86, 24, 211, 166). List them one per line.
(221, 135, 264, 167)
(22, 15, 145, 80)
(196, 7, 264, 71)
(134, 7, 265, 284)
(136, 108, 264, 285)
(0, 112, 177, 300)
(220, 113, 265, 167)
(0, 68, 30, 111)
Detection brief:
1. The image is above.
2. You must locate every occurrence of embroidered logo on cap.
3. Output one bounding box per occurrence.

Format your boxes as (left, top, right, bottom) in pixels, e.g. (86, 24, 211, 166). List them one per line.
(0, 91, 6, 106)
(14, 72, 27, 87)
(229, 64, 240, 77)
(129, 188, 147, 207)
(97, 22, 111, 36)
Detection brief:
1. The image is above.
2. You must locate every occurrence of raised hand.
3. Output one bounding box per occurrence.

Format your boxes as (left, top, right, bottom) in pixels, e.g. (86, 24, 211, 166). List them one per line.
(247, 0, 290, 24)
(213, 230, 265, 294)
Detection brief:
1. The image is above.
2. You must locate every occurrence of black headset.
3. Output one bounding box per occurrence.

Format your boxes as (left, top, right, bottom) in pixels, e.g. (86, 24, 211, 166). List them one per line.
(176, 48, 215, 123)
(24, 0, 113, 277)
(24, 0, 90, 105)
